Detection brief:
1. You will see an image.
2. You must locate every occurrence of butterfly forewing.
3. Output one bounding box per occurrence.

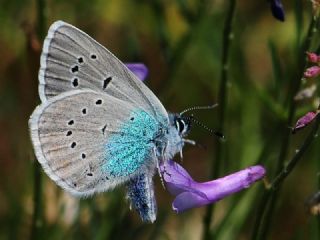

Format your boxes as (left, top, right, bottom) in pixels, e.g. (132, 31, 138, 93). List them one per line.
(29, 89, 158, 197)
(39, 21, 168, 122)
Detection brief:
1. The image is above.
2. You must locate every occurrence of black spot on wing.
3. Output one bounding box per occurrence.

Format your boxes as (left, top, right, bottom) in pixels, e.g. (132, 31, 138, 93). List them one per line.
(78, 57, 84, 64)
(103, 77, 112, 89)
(95, 99, 102, 105)
(72, 78, 78, 87)
(71, 65, 79, 73)
(71, 142, 76, 148)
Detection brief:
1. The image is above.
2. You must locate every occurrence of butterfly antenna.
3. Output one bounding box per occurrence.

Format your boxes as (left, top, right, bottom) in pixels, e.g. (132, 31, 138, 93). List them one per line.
(180, 104, 219, 115)
(190, 115, 225, 140)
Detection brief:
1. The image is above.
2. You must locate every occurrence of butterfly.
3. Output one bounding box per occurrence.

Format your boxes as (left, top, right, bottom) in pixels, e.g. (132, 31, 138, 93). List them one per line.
(29, 21, 193, 222)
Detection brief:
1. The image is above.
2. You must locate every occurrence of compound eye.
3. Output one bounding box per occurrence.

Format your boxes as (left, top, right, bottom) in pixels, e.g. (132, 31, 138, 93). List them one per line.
(175, 118, 185, 134)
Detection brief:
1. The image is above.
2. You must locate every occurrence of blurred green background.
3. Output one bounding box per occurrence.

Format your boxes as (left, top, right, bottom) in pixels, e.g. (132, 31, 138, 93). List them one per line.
(1, 0, 320, 239)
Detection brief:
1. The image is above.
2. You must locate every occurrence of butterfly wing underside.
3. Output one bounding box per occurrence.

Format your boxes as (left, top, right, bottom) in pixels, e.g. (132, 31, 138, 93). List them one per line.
(39, 20, 168, 122)
(29, 89, 157, 197)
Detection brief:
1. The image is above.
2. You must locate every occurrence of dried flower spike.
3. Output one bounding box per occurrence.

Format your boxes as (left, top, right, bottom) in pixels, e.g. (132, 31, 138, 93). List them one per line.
(292, 111, 319, 134)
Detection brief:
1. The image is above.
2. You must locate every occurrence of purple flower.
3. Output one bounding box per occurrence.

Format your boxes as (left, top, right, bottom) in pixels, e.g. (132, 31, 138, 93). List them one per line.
(292, 111, 319, 134)
(160, 160, 266, 213)
(125, 63, 149, 81)
(269, 0, 285, 22)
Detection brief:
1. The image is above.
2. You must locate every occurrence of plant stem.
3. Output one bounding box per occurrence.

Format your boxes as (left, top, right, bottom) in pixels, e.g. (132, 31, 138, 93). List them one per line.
(157, 0, 210, 99)
(256, 113, 320, 240)
(36, 0, 46, 40)
(30, 0, 46, 239)
(272, 119, 320, 190)
(30, 161, 42, 240)
(202, 0, 236, 239)
(251, 17, 317, 240)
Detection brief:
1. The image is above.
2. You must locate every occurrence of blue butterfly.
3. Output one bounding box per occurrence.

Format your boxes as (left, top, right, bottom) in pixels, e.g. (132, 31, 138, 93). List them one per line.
(29, 21, 193, 222)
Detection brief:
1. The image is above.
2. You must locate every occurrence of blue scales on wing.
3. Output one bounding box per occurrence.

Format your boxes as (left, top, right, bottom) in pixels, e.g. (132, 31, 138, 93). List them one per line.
(103, 110, 162, 177)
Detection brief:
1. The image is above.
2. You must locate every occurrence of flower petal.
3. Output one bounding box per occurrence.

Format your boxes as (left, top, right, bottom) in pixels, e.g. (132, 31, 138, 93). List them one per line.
(172, 192, 210, 213)
(160, 160, 196, 195)
(196, 165, 266, 202)
(270, 0, 285, 22)
(125, 63, 148, 81)
(161, 160, 266, 213)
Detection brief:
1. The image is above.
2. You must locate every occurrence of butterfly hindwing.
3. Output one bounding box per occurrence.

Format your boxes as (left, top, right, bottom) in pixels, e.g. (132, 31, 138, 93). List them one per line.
(29, 89, 158, 197)
(39, 21, 168, 121)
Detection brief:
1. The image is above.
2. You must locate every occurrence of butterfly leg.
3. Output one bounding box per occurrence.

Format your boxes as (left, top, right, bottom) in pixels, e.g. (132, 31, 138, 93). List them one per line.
(179, 139, 196, 161)
(183, 138, 196, 145)
(180, 150, 183, 160)
(152, 147, 166, 189)
(126, 173, 157, 222)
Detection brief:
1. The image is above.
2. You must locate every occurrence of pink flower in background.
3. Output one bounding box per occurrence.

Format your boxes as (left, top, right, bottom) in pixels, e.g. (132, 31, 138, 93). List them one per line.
(292, 111, 319, 134)
(160, 160, 266, 213)
(306, 52, 320, 63)
(304, 52, 320, 79)
(304, 66, 320, 78)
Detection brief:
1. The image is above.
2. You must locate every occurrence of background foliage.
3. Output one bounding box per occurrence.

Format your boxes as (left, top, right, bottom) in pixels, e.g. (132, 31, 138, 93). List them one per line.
(0, 0, 320, 239)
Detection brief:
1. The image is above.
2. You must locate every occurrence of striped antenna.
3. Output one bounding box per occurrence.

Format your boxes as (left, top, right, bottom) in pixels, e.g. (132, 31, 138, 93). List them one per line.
(180, 103, 218, 116)
(189, 115, 225, 140)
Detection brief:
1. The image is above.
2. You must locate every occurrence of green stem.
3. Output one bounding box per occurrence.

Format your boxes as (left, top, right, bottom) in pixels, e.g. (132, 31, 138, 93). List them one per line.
(256, 113, 320, 240)
(272, 118, 320, 190)
(30, 0, 46, 239)
(30, 161, 43, 240)
(36, 0, 46, 39)
(157, 0, 210, 99)
(251, 17, 317, 240)
(202, 0, 236, 239)
(150, 0, 170, 61)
